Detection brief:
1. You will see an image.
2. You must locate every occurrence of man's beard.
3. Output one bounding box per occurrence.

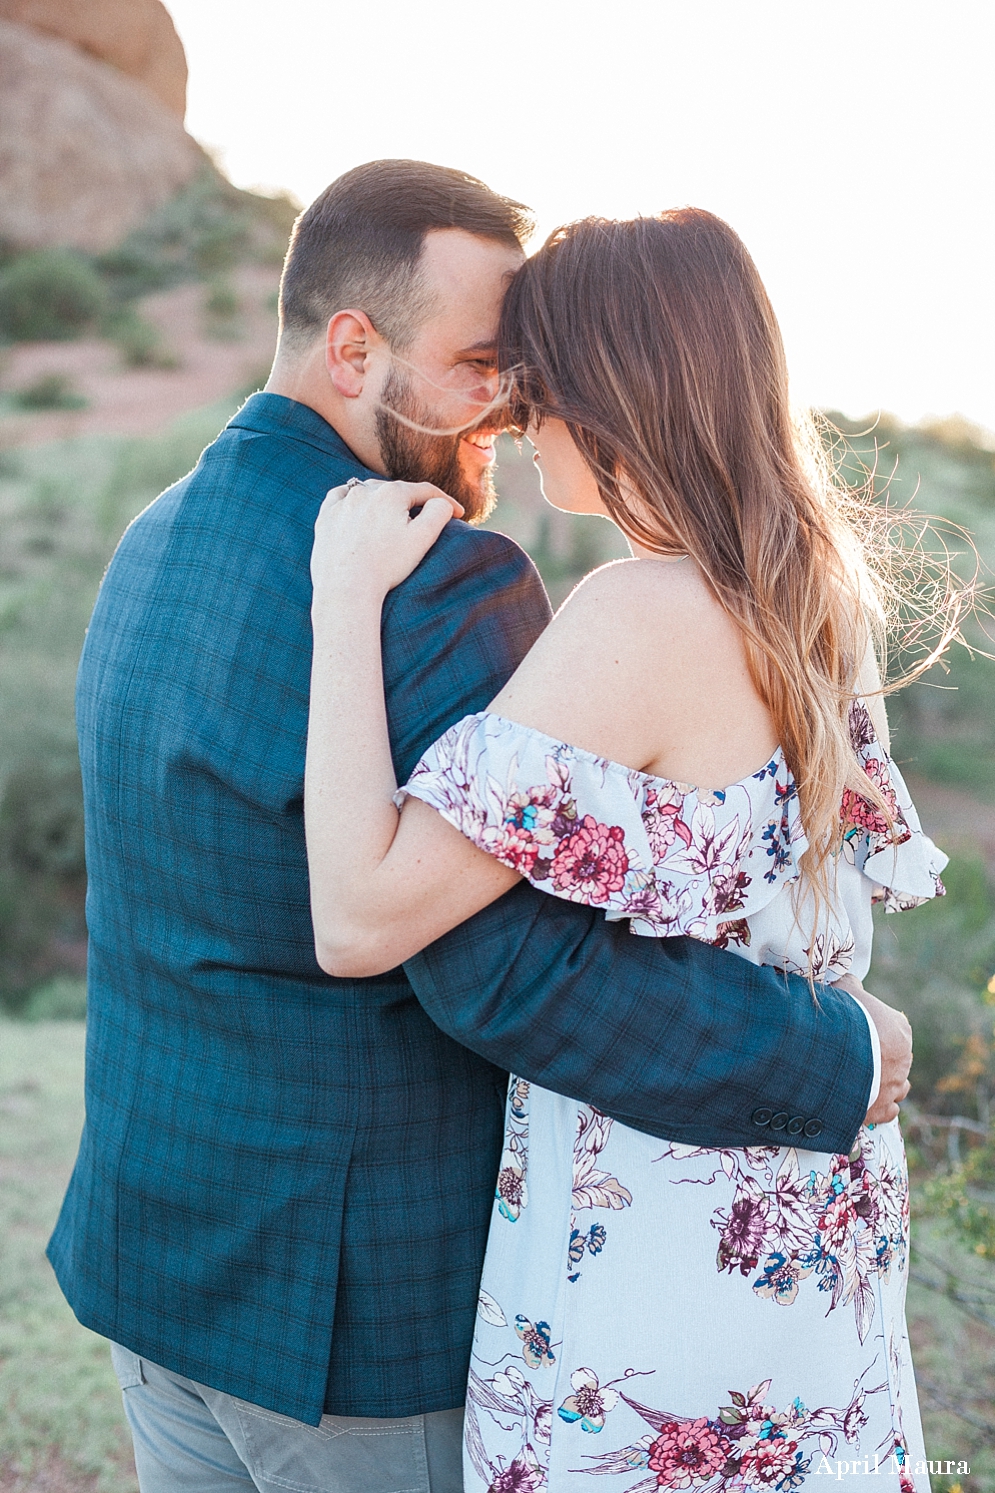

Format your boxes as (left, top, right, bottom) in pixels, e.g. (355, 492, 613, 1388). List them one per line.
(374, 367, 497, 524)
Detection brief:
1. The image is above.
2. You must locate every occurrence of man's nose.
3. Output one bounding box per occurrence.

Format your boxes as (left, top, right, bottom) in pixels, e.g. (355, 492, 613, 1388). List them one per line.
(473, 367, 502, 411)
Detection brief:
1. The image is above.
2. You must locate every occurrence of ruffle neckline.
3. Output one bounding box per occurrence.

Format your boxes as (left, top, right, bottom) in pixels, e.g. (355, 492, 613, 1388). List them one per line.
(396, 701, 946, 944)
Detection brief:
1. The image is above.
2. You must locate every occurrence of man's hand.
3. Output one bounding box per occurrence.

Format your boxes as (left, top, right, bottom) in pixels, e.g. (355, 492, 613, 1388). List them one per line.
(836, 975, 912, 1125)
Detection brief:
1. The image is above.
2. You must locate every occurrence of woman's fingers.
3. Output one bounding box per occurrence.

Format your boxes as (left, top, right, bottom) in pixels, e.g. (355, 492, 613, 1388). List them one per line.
(317, 480, 463, 525)
(404, 494, 461, 556)
(312, 478, 465, 597)
(352, 479, 463, 518)
(401, 483, 464, 519)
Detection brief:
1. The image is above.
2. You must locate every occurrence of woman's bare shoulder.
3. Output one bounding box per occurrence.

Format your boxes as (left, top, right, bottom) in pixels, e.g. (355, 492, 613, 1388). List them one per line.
(487, 557, 737, 772)
(553, 556, 724, 652)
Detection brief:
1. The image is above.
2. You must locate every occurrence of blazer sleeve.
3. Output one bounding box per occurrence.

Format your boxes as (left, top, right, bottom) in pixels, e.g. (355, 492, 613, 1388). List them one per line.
(385, 523, 875, 1154)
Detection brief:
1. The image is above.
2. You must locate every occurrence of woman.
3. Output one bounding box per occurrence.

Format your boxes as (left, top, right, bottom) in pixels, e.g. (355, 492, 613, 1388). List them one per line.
(305, 210, 949, 1493)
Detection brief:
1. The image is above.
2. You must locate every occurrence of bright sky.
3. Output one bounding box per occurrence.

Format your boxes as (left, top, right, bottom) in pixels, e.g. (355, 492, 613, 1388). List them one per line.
(165, 0, 995, 434)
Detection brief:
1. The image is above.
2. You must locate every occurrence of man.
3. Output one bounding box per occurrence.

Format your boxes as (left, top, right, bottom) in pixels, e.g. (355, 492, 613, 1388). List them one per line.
(49, 160, 911, 1493)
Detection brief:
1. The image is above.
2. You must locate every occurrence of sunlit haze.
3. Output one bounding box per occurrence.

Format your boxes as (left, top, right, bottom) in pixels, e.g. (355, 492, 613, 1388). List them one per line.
(165, 0, 995, 434)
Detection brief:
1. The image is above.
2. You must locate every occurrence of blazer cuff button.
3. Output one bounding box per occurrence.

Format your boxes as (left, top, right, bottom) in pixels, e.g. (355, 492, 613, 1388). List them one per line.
(786, 1116, 805, 1135)
(769, 1111, 789, 1130)
(803, 1118, 823, 1139)
(751, 1107, 773, 1127)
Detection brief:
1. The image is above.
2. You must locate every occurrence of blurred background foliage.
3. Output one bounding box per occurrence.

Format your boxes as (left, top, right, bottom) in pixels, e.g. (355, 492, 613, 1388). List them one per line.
(0, 164, 295, 336)
(0, 163, 295, 391)
(1, 340, 994, 1112)
(1, 193, 995, 1486)
(494, 417, 995, 1486)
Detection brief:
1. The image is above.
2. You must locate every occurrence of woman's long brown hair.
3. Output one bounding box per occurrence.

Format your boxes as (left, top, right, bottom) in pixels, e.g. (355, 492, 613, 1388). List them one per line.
(498, 210, 967, 907)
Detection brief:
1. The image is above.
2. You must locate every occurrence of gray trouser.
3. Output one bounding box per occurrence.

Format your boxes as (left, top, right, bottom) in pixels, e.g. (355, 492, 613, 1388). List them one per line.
(110, 1343, 464, 1493)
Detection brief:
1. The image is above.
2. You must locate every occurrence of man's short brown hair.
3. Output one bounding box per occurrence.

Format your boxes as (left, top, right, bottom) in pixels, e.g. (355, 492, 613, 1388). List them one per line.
(279, 159, 533, 352)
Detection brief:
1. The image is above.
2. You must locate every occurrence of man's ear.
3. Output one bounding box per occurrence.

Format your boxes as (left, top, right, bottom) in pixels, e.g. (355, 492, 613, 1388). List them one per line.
(325, 309, 381, 398)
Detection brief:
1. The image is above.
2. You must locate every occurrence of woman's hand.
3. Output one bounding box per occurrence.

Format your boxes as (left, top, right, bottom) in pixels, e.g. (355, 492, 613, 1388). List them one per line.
(305, 472, 515, 981)
(311, 478, 464, 606)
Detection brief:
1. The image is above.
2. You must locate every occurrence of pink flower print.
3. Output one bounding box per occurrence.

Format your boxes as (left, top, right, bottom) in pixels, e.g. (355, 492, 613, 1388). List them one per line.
(847, 1149, 879, 1229)
(550, 816, 629, 903)
(557, 1368, 619, 1433)
(488, 1457, 546, 1493)
(715, 1177, 770, 1276)
(840, 757, 911, 849)
(739, 1434, 802, 1487)
(648, 1419, 732, 1489)
(490, 789, 558, 874)
(642, 786, 693, 859)
(507, 787, 558, 838)
(491, 821, 542, 875)
(818, 1187, 858, 1252)
(839, 783, 890, 841)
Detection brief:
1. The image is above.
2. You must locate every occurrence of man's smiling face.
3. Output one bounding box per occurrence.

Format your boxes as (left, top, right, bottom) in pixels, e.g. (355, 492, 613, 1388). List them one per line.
(373, 229, 524, 521)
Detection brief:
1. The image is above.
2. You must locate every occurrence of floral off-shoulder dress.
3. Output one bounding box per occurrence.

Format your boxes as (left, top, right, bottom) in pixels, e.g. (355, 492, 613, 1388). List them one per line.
(396, 702, 946, 1493)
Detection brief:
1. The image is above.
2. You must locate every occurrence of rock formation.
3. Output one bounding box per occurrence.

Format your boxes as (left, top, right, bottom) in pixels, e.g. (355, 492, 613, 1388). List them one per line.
(0, 16, 202, 252)
(0, 0, 187, 117)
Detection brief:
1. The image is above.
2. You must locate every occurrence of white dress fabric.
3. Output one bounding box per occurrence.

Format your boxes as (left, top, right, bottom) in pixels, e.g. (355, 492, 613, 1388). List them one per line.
(397, 703, 947, 1493)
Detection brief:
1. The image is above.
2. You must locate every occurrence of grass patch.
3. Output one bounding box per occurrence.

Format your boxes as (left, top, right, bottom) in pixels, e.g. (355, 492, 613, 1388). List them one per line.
(906, 1215, 995, 1492)
(20, 979, 87, 1022)
(868, 854, 995, 1107)
(0, 1020, 137, 1491)
(0, 399, 241, 1007)
(0, 1024, 991, 1490)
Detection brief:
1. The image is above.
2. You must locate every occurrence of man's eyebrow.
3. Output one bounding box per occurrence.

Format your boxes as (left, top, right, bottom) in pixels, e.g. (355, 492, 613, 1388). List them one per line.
(456, 341, 498, 356)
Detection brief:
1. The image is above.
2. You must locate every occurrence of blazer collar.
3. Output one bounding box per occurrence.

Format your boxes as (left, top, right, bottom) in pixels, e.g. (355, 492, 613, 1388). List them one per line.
(229, 393, 382, 474)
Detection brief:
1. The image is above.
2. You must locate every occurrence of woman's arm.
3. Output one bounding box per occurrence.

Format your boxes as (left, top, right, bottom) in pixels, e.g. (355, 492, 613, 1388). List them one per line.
(306, 485, 769, 975)
(306, 480, 519, 977)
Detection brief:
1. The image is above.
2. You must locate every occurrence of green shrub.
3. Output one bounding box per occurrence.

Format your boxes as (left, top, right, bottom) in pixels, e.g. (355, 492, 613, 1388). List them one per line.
(0, 761, 87, 1009)
(95, 164, 297, 299)
(1, 760, 86, 878)
(104, 308, 179, 370)
(10, 373, 88, 411)
(0, 250, 107, 342)
(869, 855, 995, 1110)
(205, 278, 240, 319)
(0, 404, 244, 1013)
(203, 277, 242, 341)
(194, 223, 248, 275)
(0, 235, 21, 270)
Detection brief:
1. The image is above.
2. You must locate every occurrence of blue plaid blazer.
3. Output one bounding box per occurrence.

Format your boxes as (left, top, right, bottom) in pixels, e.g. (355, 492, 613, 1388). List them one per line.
(49, 394, 874, 1425)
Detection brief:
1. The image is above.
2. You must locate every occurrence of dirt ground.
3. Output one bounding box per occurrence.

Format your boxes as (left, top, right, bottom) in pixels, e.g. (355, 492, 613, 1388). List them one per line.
(0, 263, 281, 447)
